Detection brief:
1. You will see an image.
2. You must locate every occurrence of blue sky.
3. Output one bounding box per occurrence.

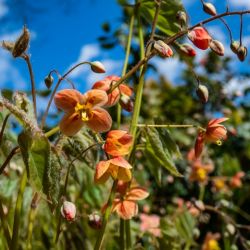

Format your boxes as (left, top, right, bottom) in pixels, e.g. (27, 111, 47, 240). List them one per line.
(0, 0, 250, 112)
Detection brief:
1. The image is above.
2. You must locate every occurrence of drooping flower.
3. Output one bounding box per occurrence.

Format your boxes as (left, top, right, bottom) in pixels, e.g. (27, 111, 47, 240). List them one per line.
(188, 27, 212, 50)
(111, 186, 149, 220)
(92, 75, 133, 111)
(202, 232, 221, 250)
(140, 213, 161, 237)
(229, 171, 245, 188)
(195, 118, 228, 158)
(94, 157, 132, 184)
(104, 130, 133, 157)
(54, 89, 112, 136)
(61, 201, 76, 221)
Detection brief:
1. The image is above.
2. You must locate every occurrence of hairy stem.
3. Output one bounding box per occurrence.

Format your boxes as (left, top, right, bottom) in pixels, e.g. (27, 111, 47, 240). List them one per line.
(0, 113, 11, 145)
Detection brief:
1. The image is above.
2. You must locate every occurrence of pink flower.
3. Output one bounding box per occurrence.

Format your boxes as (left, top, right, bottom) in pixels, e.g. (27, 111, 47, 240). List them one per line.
(188, 27, 212, 50)
(54, 89, 112, 136)
(61, 201, 76, 221)
(140, 213, 161, 237)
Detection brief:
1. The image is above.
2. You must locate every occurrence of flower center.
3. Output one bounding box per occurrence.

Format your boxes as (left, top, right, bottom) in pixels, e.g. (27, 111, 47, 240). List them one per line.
(75, 103, 91, 121)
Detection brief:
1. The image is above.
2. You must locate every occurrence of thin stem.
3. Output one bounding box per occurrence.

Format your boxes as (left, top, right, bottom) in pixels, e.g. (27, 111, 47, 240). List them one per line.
(11, 172, 27, 250)
(117, 12, 135, 129)
(240, 14, 243, 45)
(0, 199, 12, 249)
(120, 218, 125, 250)
(149, 0, 162, 41)
(23, 54, 37, 120)
(0, 146, 20, 175)
(44, 126, 59, 138)
(137, 124, 197, 128)
(0, 113, 11, 145)
(94, 180, 118, 250)
(219, 17, 233, 42)
(198, 184, 205, 201)
(41, 61, 91, 129)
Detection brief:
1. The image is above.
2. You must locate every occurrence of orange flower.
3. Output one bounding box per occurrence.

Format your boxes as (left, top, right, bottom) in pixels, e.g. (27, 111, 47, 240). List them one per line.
(188, 27, 212, 50)
(195, 118, 228, 158)
(229, 171, 245, 188)
(189, 160, 214, 183)
(92, 75, 133, 111)
(54, 89, 112, 136)
(202, 232, 221, 250)
(212, 177, 227, 192)
(112, 187, 149, 220)
(94, 157, 132, 184)
(104, 130, 133, 156)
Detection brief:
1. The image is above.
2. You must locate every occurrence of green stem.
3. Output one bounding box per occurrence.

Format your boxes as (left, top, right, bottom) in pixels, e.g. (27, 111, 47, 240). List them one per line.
(45, 126, 59, 138)
(125, 220, 132, 250)
(199, 184, 205, 201)
(137, 124, 197, 128)
(117, 13, 135, 129)
(0, 199, 12, 249)
(11, 172, 27, 250)
(94, 180, 118, 250)
(120, 218, 125, 250)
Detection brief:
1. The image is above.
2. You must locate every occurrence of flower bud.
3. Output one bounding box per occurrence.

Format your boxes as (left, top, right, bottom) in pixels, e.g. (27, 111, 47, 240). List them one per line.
(154, 40, 173, 58)
(88, 213, 102, 230)
(176, 11, 187, 24)
(203, 2, 217, 16)
(120, 93, 134, 112)
(209, 40, 224, 56)
(61, 201, 76, 221)
(44, 74, 54, 89)
(179, 43, 196, 57)
(12, 26, 30, 58)
(226, 223, 235, 235)
(230, 41, 240, 54)
(237, 46, 247, 62)
(188, 27, 212, 50)
(196, 84, 209, 103)
(90, 61, 106, 73)
(1, 41, 15, 53)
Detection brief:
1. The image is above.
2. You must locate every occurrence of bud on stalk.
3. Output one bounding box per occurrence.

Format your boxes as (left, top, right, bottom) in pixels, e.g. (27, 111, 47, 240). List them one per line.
(12, 26, 30, 58)
(230, 41, 240, 54)
(176, 11, 187, 25)
(180, 44, 196, 57)
(196, 84, 209, 103)
(90, 61, 106, 73)
(203, 2, 217, 16)
(61, 201, 76, 221)
(209, 40, 224, 56)
(88, 213, 102, 230)
(237, 46, 248, 62)
(44, 74, 54, 89)
(153, 40, 173, 58)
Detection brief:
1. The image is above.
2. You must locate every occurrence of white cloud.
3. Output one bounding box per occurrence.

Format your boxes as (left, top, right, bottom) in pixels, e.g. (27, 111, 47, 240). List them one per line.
(151, 57, 186, 83)
(229, 0, 250, 8)
(224, 77, 250, 96)
(0, 0, 8, 18)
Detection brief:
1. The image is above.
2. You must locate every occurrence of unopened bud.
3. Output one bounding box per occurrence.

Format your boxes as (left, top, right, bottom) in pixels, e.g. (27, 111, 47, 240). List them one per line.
(176, 11, 187, 24)
(203, 2, 217, 16)
(209, 40, 224, 56)
(196, 84, 209, 103)
(237, 46, 247, 62)
(195, 200, 205, 211)
(193, 228, 200, 239)
(12, 26, 30, 58)
(226, 223, 235, 235)
(44, 74, 54, 89)
(154, 40, 173, 58)
(120, 94, 133, 112)
(1, 41, 15, 52)
(180, 43, 196, 57)
(88, 213, 102, 230)
(90, 61, 106, 73)
(61, 201, 76, 221)
(230, 41, 240, 54)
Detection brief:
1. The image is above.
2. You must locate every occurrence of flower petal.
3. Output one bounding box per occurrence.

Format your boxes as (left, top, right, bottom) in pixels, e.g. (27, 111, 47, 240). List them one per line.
(84, 89, 108, 107)
(54, 89, 83, 112)
(114, 200, 138, 220)
(194, 132, 205, 158)
(109, 157, 132, 169)
(207, 117, 229, 128)
(117, 168, 132, 182)
(126, 187, 149, 201)
(94, 160, 110, 184)
(59, 112, 84, 136)
(87, 107, 112, 133)
(119, 84, 133, 97)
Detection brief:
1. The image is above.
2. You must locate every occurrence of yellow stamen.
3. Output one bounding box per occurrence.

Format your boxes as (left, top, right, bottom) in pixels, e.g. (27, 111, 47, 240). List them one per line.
(216, 140, 222, 146)
(75, 103, 90, 121)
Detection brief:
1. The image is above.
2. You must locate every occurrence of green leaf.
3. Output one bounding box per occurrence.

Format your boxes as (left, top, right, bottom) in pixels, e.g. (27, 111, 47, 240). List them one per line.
(157, 128, 182, 159)
(18, 131, 51, 192)
(145, 127, 182, 177)
(139, 0, 184, 36)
